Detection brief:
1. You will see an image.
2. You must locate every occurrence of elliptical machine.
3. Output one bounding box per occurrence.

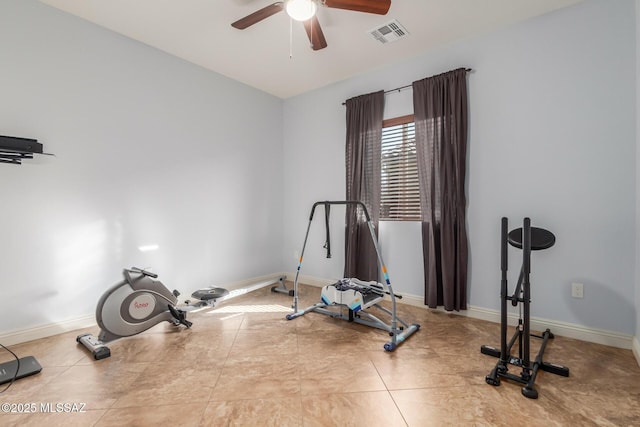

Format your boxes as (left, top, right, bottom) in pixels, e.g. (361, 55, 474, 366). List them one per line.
(77, 267, 192, 360)
(481, 217, 569, 398)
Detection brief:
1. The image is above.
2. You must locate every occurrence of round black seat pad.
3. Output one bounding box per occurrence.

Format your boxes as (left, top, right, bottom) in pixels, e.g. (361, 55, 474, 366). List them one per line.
(192, 287, 229, 301)
(508, 227, 555, 250)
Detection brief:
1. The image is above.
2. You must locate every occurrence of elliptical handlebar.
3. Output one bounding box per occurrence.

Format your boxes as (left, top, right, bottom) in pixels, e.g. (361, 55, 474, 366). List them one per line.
(127, 267, 158, 279)
(309, 200, 371, 222)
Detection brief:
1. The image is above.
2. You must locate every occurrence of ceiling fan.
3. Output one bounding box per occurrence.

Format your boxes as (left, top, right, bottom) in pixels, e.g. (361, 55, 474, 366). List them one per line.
(231, 0, 391, 51)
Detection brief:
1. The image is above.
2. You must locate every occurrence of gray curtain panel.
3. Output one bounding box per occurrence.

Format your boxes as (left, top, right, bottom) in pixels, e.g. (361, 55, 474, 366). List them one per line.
(413, 68, 469, 311)
(344, 90, 384, 281)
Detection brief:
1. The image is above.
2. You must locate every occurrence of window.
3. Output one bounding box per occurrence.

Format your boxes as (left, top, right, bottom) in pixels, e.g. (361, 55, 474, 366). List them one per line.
(380, 114, 420, 221)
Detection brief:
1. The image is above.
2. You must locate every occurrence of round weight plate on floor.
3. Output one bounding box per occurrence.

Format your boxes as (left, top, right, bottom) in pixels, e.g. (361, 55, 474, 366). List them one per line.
(191, 287, 229, 301)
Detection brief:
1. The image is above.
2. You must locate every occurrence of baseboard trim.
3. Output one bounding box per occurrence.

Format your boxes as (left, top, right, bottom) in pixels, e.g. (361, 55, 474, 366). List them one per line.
(286, 273, 334, 288)
(287, 273, 634, 350)
(0, 314, 96, 347)
(2, 272, 633, 353)
(214, 273, 288, 302)
(633, 336, 640, 366)
(0, 273, 288, 347)
(463, 305, 633, 350)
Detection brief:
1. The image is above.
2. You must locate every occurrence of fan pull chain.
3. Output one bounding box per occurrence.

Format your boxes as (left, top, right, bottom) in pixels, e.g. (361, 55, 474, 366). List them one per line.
(289, 17, 293, 59)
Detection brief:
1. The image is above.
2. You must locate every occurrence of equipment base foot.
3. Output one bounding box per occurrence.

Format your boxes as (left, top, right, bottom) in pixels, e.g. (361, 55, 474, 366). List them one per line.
(522, 386, 539, 399)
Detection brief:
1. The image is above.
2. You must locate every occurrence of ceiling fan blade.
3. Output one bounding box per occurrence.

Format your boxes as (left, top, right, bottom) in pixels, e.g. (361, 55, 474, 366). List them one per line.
(323, 0, 391, 15)
(231, 2, 284, 29)
(303, 16, 327, 51)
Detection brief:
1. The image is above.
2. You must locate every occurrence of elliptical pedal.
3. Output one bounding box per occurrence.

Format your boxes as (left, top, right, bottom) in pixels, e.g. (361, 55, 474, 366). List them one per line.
(168, 305, 192, 328)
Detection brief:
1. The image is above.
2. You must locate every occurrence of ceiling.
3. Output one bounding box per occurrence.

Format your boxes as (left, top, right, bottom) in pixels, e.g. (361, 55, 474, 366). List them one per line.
(39, 0, 584, 99)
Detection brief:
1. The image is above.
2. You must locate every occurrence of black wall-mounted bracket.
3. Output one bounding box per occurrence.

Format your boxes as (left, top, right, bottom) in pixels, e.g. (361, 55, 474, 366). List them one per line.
(0, 135, 54, 165)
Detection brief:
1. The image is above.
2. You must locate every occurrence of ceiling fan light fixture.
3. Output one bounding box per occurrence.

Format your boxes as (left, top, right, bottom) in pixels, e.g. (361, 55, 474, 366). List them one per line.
(285, 0, 317, 22)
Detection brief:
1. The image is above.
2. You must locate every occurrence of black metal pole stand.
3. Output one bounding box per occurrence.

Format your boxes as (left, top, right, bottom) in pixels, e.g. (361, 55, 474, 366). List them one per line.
(481, 217, 569, 399)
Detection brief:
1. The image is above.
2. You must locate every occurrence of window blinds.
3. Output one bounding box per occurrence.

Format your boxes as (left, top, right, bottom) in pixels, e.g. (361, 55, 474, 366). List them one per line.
(380, 120, 420, 221)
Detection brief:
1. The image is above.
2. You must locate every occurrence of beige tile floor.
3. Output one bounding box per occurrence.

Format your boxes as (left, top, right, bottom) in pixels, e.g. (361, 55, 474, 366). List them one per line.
(0, 283, 639, 426)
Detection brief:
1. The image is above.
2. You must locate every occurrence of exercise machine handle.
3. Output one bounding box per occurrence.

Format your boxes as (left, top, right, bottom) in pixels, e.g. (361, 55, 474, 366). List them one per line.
(309, 200, 371, 222)
(128, 267, 158, 279)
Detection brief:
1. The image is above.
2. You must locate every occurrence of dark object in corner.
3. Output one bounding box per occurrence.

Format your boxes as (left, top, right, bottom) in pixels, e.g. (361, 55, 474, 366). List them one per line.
(0, 135, 52, 165)
(0, 356, 42, 386)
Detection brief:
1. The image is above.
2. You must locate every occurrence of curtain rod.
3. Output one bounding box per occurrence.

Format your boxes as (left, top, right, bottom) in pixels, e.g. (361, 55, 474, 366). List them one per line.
(342, 68, 473, 106)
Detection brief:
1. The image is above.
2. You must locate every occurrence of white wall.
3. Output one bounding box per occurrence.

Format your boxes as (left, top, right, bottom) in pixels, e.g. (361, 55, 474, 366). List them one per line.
(1, 0, 635, 342)
(283, 0, 637, 335)
(635, 0, 640, 355)
(0, 0, 283, 333)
